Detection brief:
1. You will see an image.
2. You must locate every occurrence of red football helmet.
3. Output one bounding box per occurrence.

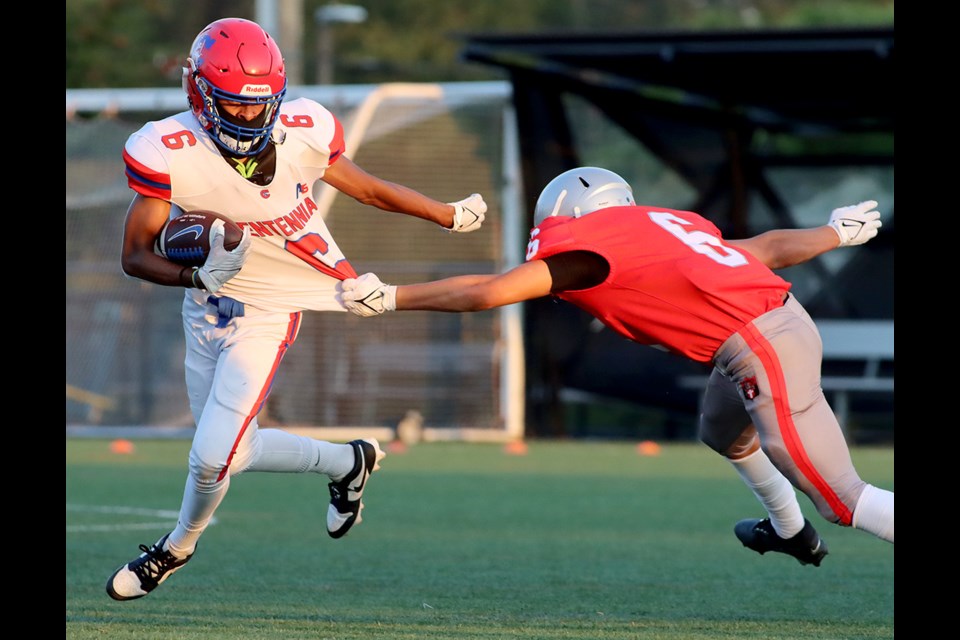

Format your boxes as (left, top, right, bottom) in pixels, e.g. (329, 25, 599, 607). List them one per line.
(183, 18, 287, 156)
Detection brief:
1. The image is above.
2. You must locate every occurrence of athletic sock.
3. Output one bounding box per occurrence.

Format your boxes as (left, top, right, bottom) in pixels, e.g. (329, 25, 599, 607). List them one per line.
(729, 448, 805, 539)
(246, 428, 354, 478)
(852, 484, 894, 543)
(167, 471, 230, 557)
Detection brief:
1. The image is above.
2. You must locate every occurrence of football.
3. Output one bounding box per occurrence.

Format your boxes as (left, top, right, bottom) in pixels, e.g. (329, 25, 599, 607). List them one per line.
(156, 210, 243, 267)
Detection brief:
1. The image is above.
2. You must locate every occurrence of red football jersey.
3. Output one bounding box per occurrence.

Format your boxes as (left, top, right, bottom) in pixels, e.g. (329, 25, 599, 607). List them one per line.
(526, 206, 790, 362)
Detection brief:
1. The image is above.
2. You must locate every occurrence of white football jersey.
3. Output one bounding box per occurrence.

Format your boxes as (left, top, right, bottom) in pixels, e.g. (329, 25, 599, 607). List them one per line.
(123, 97, 355, 312)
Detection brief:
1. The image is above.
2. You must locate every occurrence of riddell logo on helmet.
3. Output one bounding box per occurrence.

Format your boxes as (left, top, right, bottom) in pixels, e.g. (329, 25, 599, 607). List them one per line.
(241, 84, 272, 95)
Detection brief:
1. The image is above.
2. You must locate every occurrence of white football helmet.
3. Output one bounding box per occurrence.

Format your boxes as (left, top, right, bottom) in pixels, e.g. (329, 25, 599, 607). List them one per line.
(533, 167, 635, 226)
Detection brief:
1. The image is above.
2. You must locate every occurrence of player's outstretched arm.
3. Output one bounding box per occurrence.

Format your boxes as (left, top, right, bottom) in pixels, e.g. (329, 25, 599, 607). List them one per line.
(341, 261, 553, 316)
(728, 200, 882, 270)
(321, 155, 486, 232)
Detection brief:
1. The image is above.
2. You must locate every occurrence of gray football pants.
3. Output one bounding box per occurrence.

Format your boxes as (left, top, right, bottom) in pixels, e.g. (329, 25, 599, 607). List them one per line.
(698, 294, 866, 526)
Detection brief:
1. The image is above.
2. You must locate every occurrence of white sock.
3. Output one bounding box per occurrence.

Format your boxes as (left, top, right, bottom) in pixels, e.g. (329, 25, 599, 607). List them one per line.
(852, 484, 894, 543)
(246, 429, 354, 478)
(167, 472, 230, 558)
(730, 448, 805, 538)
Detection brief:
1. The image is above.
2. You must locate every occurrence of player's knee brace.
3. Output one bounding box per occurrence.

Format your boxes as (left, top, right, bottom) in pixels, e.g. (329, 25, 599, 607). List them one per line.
(701, 424, 759, 457)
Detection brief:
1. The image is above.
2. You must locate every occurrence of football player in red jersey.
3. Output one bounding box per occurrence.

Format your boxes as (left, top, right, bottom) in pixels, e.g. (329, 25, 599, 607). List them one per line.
(342, 166, 893, 565)
(107, 17, 487, 601)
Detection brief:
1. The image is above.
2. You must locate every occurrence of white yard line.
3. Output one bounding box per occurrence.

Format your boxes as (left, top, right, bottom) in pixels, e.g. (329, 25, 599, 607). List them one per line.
(66, 504, 217, 533)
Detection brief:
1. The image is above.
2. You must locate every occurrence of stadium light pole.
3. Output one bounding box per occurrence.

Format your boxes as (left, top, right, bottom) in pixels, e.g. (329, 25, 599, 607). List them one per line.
(314, 4, 368, 85)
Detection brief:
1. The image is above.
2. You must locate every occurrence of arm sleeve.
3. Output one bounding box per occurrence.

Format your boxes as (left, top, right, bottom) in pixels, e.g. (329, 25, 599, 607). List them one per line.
(122, 130, 172, 200)
(327, 114, 345, 166)
(543, 251, 609, 293)
(283, 98, 346, 169)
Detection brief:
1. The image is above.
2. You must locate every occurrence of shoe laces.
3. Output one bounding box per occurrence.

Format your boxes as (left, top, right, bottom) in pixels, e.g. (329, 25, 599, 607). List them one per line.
(133, 542, 178, 582)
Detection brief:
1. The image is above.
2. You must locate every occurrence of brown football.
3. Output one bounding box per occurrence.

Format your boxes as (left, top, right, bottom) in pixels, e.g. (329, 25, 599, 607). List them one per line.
(156, 210, 243, 267)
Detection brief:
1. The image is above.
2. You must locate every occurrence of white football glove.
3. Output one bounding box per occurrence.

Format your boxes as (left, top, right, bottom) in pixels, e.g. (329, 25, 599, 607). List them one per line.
(196, 221, 252, 293)
(828, 200, 882, 247)
(341, 272, 397, 317)
(445, 193, 487, 233)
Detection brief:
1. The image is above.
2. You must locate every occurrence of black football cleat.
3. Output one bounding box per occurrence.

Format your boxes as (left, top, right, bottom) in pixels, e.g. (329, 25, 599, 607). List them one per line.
(327, 438, 385, 538)
(106, 533, 193, 600)
(734, 517, 828, 567)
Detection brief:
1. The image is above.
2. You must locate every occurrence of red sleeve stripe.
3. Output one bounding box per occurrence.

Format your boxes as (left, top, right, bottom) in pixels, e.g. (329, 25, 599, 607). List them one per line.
(122, 149, 172, 199)
(328, 116, 345, 164)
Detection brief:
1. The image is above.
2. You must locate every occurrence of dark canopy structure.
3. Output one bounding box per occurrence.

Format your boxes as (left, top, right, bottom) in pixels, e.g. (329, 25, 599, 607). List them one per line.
(456, 27, 894, 438)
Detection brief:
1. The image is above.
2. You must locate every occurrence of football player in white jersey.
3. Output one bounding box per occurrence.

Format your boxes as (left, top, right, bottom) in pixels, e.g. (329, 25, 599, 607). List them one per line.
(106, 17, 487, 601)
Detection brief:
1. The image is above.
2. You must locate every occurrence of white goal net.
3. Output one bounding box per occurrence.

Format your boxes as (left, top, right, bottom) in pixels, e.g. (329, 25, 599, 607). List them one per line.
(66, 81, 525, 442)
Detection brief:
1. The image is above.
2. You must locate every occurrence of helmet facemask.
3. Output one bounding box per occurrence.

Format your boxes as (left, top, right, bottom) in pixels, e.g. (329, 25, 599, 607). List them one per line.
(187, 63, 285, 156)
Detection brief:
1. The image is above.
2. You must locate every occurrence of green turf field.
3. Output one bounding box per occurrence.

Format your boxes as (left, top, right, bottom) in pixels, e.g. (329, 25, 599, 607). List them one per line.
(66, 438, 893, 639)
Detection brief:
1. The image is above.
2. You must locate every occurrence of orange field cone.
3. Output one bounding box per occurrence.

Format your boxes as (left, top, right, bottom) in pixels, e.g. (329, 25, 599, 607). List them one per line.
(503, 440, 529, 456)
(110, 439, 135, 455)
(387, 440, 408, 454)
(636, 440, 661, 456)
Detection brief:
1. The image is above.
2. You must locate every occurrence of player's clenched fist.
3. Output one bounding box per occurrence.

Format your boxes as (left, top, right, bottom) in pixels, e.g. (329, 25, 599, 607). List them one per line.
(828, 200, 882, 247)
(445, 193, 487, 233)
(341, 272, 396, 317)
